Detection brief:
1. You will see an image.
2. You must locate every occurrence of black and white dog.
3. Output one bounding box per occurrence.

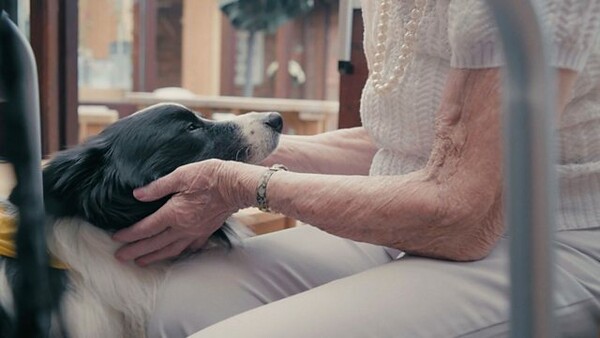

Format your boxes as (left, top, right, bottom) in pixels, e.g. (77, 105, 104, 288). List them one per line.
(0, 103, 282, 337)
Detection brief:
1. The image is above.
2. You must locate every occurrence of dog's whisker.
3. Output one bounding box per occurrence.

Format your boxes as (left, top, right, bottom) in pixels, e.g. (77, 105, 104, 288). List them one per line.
(234, 148, 244, 161)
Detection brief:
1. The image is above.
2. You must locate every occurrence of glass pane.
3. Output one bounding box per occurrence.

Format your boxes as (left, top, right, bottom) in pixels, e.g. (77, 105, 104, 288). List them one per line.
(79, 0, 134, 91)
(17, 0, 29, 38)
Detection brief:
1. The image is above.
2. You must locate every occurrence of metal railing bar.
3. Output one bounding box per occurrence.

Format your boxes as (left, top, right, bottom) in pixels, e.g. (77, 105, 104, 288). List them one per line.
(485, 1, 558, 337)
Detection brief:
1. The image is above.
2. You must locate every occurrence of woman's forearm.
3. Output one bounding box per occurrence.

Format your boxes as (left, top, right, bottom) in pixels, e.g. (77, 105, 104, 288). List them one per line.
(228, 69, 505, 261)
(261, 127, 378, 175)
(229, 161, 493, 261)
(228, 68, 577, 262)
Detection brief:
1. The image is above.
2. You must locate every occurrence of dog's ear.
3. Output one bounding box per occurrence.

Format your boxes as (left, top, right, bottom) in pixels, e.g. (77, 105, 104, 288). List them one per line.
(39, 138, 108, 218)
(37, 135, 167, 231)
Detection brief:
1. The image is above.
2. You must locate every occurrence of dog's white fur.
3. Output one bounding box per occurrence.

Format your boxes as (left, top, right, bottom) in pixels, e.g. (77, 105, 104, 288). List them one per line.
(0, 261, 14, 317)
(235, 112, 282, 163)
(48, 219, 165, 337)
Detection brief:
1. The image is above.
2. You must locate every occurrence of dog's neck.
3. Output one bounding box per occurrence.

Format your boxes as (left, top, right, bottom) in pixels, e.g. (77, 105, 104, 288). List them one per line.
(48, 217, 167, 335)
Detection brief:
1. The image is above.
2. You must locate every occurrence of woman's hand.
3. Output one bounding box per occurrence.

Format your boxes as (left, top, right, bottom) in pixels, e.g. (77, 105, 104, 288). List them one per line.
(112, 159, 258, 266)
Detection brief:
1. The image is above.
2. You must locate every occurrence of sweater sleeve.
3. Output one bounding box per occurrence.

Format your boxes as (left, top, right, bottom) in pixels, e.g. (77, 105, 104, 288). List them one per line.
(448, 0, 600, 71)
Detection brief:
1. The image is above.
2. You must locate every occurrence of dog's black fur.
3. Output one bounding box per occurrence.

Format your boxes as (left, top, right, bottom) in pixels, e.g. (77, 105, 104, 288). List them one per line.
(2, 103, 282, 337)
(41, 104, 261, 239)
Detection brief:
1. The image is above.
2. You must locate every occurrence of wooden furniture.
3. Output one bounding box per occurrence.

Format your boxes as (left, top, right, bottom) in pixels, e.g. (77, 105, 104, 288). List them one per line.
(233, 208, 296, 235)
(30, 0, 79, 155)
(338, 7, 368, 129)
(78, 105, 119, 142)
(0, 162, 15, 199)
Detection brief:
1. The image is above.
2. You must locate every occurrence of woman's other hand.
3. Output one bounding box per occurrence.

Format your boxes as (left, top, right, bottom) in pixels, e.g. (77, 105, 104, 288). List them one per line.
(112, 159, 259, 266)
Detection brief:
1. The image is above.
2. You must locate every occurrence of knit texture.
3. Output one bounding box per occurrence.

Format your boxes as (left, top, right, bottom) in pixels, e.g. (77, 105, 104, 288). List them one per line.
(360, 0, 600, 231)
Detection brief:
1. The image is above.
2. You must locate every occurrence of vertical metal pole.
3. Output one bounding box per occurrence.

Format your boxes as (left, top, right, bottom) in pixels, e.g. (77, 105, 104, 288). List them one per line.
(139, 0, 147, 91)
(0, 0, 17, 21)
(337, 0, 355, 74)
(1, 11, 53, 337)
(485, 1, 558, 337)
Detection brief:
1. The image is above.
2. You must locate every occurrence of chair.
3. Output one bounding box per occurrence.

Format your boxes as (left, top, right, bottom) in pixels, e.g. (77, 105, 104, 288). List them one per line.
(0, 11, 57, 338)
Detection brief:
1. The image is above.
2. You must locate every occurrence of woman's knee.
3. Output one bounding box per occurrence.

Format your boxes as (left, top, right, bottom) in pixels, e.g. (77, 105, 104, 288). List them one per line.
(147, 226, 389, 337)
(146, 252, 267, 337)
(147, 300, 196, 338)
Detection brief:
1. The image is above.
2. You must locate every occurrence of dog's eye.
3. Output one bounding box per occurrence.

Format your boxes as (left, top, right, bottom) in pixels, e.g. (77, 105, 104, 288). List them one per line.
(186, 123, 200, 131)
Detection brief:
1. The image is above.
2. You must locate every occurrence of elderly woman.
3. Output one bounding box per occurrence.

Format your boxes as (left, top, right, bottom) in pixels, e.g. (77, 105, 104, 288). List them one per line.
(114, 1, 600, 337)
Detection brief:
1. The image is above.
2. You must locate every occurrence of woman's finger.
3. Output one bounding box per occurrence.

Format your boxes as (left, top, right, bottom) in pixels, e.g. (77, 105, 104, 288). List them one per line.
(112, 202, 174, 242)
(133, 169, 183, 202)
(114, 227, 185, 262)
(135, 238, 197, 266)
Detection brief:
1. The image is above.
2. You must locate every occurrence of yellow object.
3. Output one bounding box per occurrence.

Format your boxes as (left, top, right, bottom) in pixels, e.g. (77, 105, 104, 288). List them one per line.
(0, 201, 68, 270)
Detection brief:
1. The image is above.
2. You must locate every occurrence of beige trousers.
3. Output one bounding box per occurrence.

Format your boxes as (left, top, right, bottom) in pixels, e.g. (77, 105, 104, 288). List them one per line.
(147, 225, 600, 338)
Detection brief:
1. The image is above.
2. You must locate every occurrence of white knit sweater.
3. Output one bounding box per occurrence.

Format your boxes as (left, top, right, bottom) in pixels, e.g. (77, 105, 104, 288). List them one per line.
(360, 0, 600, 231)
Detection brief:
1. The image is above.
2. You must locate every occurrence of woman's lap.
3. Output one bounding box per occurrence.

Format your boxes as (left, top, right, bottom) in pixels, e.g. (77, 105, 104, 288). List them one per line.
(147, 225, 391, 337)
(148, 226, 600, 338)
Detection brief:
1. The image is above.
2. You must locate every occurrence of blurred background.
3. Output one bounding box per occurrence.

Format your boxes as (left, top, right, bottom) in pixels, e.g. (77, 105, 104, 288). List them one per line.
(77, 0, 340, 100)
(18, 0, 341, 99)
(11, 0, 354, 145)
(1, 0, 366, 231)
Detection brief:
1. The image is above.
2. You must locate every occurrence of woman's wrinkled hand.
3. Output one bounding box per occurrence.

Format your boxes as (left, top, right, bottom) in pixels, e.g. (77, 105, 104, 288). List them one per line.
(112, 159, 253, 266)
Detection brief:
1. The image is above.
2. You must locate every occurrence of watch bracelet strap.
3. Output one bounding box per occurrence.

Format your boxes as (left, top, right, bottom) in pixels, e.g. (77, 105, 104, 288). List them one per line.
(256, 164, 288, 213)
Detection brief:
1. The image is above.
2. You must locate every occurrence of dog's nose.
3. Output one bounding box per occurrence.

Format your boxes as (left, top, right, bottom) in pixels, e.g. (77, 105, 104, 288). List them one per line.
(264, 113, 283, 133)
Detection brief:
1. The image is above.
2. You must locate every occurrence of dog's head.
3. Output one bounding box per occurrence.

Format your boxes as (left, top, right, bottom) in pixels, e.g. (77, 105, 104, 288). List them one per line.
(36, 103, 282, 234)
